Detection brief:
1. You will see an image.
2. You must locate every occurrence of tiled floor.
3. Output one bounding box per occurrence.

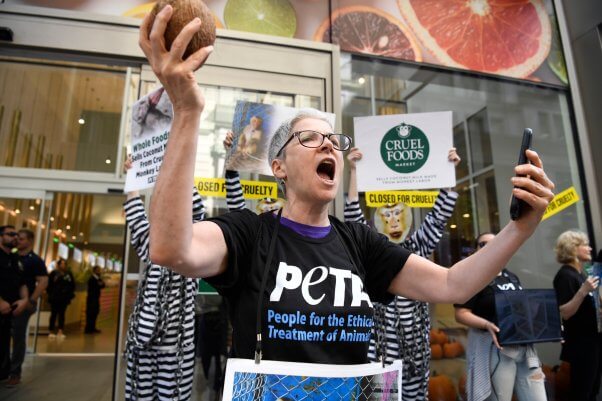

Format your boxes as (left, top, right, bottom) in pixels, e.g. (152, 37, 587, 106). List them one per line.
(0, 355, 114, 401)
(0, 353, 221, 401)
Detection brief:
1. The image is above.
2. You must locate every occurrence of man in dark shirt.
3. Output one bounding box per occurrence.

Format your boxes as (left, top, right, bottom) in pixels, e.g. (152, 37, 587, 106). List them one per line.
(85, 266, 105, 334)
(0, 226, 28, 382)
(6, 229, 48, 386)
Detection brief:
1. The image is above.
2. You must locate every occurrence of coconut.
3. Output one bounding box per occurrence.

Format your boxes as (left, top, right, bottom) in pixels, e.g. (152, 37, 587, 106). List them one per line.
(149, 0, 216, 59)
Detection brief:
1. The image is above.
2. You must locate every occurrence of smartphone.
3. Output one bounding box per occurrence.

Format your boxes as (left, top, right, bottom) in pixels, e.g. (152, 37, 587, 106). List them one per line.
(510, 128, 533, 220)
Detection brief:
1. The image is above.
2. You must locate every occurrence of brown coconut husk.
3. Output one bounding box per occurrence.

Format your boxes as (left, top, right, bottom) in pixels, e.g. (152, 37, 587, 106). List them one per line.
(149, 0, 216, 59)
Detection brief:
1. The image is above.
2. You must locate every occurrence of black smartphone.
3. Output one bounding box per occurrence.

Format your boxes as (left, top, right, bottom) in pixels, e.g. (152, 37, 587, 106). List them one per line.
(510, 128, 533, 220)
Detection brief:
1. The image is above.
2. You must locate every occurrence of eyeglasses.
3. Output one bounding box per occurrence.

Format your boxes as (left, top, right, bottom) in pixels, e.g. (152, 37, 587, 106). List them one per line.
(3, 232, 17, 237)
(276, 130, 352, 157)
(478, 241, 489, 248)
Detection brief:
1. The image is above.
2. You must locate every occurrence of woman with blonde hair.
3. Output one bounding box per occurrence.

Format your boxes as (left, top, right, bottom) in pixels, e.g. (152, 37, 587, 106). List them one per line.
(553, 230, 601, 401)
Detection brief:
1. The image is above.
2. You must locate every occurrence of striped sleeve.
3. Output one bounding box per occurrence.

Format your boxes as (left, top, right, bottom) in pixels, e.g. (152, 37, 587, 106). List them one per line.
(124, 197, 151, 263)
(402, 189, 458, 258)
(343, 199, 367, 225)
(225, 170, 246, 211)
(191, 187, 207, 222)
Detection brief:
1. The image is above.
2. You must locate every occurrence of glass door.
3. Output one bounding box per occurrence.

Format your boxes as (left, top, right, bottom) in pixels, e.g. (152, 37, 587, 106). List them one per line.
(0, 188, 51, 355)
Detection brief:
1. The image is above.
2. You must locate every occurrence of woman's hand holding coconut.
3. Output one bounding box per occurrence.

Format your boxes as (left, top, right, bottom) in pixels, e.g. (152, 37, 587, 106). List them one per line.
(138, 1, 215, 114)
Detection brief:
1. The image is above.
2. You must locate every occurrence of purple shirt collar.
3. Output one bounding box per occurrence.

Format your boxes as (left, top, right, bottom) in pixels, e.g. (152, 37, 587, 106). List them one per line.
(277, 215, 332, 239)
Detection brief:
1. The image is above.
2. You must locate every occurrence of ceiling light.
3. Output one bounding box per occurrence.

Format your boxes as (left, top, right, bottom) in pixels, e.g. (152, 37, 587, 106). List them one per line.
(78, 118, 85, 125)
(15, 209, 21, 214)
(66, 225, 71, 230)
(29, 205, 35, 210)
(450, 224, 457, 229)
(105, 157, 111, 164)
(358, 77, 366, 85)
(462, 213, 470, 218)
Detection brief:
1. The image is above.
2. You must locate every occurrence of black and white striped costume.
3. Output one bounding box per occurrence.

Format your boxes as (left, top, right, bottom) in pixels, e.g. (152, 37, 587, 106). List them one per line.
(225, 170, 247, 211)
(124, 189, 206, 401)
(344, 190, 458, 401)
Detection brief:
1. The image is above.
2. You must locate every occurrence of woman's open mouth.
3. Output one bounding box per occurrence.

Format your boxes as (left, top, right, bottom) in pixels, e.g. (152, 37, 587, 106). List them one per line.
(316, 159, 335, 182)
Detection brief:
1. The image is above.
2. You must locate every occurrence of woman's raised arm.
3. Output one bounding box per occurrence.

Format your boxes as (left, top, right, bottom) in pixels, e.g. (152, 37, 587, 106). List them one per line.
(389, 149, 554, 304)
(139, 6, 226, 278)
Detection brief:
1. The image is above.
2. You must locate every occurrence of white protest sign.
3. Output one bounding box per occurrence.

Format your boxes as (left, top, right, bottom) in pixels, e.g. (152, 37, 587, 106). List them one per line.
(58, 243, 69, 260)
(354, 111, 455, 191)
(226, 102, 336, 176)
(73, 248, 82, 263)
(124, 87, 173, 192)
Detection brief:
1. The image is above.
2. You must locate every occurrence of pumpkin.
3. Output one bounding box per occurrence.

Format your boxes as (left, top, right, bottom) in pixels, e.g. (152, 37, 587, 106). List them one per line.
(428, 372, 456, 401)
(429, 328, 448, 345)
(443, 340, 465, 358)
(430, 343, 443, 359)
(149, 0, 217, 59)
(555, 362, 570, 401)
(541, 362, 570, 401)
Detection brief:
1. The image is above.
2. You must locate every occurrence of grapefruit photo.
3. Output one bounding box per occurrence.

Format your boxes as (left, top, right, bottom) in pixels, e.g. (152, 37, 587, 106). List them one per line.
(314, 6, 422, 62)
(398, 0, 551, 78)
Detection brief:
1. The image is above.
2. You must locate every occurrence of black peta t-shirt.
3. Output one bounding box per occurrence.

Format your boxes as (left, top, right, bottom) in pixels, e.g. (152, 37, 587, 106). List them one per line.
(454, 269, 522, 323)
(206, 209, 411, 364)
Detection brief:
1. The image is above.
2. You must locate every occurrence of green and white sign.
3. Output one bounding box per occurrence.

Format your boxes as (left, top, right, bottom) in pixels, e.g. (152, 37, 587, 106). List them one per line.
(354, 112, 454, 191)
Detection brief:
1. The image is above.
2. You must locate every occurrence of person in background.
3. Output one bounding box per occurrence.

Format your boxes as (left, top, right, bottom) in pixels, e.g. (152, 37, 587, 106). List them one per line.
(6, 229, 48, 387)
(344, 146, 460, 401)
(47, 258, 75, 340)
(454, 233, 547, 401)
(123, 156, 204, 401)
(85, 266, 105, 334)
(0, 225, 28, 381)
(553, 230, 601, 401)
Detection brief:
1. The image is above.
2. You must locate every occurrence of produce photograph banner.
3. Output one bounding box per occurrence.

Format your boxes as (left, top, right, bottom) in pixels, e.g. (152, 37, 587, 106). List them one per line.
(12, 0, 567, 85)
(354, 111, 455, 191)
(222, 358, 402, 401)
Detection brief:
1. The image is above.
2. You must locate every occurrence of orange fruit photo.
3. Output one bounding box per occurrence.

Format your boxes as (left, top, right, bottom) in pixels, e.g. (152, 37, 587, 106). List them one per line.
(398, 0, 551, 78)
(314, 5, 422, 62)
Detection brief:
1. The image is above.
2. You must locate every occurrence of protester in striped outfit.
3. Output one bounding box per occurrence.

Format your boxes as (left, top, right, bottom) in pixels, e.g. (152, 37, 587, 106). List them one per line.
(344, 146, 460, 401)
(123, 157, 205, 401)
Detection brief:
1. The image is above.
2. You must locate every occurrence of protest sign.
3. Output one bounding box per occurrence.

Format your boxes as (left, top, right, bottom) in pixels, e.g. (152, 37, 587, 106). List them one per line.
(354, 112, 455, 191)
(223, 358, 402, 401)
(124, 87, 172, 192)
(225, 101, 336, 176)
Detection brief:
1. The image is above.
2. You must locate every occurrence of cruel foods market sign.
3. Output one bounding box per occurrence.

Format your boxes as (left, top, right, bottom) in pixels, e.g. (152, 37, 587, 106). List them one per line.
(354, 112, 455, 191)
(381, 123, 429, 173)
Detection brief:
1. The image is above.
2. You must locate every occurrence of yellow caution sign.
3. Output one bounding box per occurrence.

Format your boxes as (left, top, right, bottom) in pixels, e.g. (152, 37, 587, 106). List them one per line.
(195, 177, 278, 200)
(195, 177, 226, 198)
(365, 190, 439, 208)
(542, 186, 580, 221)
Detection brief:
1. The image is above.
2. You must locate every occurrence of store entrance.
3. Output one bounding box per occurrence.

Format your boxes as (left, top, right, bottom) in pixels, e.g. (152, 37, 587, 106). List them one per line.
(0, 190, 126, 355)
